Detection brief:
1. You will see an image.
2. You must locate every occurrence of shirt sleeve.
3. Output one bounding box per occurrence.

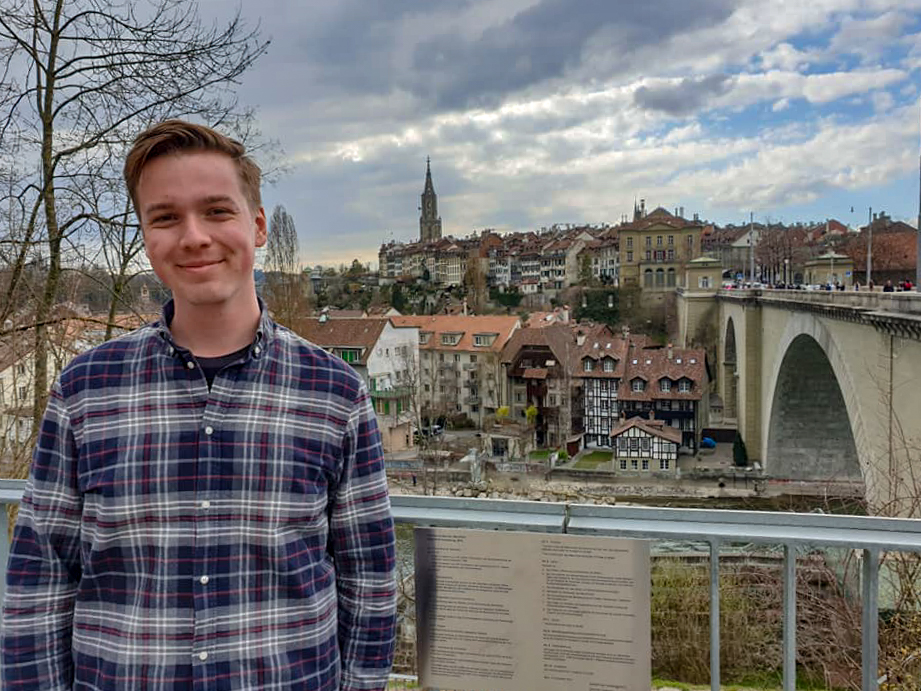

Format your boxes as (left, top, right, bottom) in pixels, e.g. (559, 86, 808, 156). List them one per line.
(2, 380, 82, 690)
(330, 380, 397, 691)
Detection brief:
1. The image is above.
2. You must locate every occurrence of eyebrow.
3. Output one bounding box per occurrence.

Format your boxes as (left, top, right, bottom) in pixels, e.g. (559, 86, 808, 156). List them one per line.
(143, 196, 239, 217)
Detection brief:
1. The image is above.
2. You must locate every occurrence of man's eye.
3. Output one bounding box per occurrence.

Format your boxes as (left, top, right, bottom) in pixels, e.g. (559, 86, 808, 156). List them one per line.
(208, 208, 232, 216)
(151, 214, 175, 224)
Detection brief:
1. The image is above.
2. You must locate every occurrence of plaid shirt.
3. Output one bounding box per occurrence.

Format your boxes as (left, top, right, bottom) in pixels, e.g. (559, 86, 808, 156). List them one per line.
(2, 302, 397, 690)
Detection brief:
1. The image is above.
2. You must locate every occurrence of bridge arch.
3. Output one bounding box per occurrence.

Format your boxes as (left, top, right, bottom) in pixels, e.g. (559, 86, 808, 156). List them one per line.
(764, 314, 869, 488)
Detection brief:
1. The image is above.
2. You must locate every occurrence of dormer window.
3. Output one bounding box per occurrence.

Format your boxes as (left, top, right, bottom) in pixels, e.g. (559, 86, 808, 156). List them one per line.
(689, 358, 697, 364)
(632, 379, 645, 392)
(660, 379, 671, 392)
(473, 333, 497, 347)
(679, 379, 692, 393)
(583, 358, 594, 372)
(420, 332, 431, 345)
(441, 332, 462, 346)
(603, 357, 615, 372)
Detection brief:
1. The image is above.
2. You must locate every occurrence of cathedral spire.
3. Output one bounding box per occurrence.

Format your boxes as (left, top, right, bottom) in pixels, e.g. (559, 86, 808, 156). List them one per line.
(420, 157, 442, 243)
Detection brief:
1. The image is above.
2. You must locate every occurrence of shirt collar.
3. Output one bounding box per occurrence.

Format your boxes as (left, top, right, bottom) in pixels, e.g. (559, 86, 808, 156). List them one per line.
(155, 298, 276, 357)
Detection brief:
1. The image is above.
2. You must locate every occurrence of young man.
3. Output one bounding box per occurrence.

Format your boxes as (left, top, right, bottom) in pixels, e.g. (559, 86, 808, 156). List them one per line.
(2, 121, 397, 690)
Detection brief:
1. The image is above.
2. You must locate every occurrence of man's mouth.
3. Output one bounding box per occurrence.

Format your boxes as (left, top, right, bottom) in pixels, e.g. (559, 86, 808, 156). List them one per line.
(179, 260, 222, 270)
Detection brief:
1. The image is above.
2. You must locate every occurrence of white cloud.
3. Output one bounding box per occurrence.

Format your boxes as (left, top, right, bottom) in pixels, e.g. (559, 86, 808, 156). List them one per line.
(773, 98, 792, 112)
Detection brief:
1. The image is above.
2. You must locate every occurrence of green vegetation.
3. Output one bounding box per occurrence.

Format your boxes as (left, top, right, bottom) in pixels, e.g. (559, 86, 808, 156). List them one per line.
(572, 450, 612, 469)
(529, 449, 551, 461)
(573, 288, 619, 327)
(489, 287, 523, 308)
(733, 435, 749, 467)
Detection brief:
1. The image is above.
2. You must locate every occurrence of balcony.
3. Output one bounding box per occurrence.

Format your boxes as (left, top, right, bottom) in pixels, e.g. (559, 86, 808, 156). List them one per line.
(462, 363, 478, 371)
(370, 386, 412, 399)
(464, 395, 481, 405)
(2, 483, 920, 691)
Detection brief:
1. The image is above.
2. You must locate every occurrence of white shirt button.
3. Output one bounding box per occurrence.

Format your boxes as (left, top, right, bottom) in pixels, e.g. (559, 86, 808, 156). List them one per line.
(254, 346, 261, 356)
(204, 426, 213, 436)
(199, 575, 209, 585)
(200, 500, 211, 509)
(186, 361, 195, 370)
(198, 651, 208, 661)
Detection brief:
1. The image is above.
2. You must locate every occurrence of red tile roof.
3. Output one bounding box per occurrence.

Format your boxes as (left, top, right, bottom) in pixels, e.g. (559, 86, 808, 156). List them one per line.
(611, 417, 682, 444)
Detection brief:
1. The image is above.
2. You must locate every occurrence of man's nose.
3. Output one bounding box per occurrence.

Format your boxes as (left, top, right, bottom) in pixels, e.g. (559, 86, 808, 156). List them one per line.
(178, 215, 211, 248)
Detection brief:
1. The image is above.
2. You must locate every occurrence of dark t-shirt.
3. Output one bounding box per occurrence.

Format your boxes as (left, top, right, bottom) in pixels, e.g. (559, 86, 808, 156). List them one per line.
(196, 344, 251, 388)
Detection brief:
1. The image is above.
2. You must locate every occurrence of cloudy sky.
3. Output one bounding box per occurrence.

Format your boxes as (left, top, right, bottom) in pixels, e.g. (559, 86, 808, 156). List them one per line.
(223, 0, 921, 267)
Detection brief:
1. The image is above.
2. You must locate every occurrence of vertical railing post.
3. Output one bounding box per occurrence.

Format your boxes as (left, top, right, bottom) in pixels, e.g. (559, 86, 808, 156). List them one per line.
(782, 543, 797, 691)
(709, 540, 720, 691)
(862, 548, 880, 691)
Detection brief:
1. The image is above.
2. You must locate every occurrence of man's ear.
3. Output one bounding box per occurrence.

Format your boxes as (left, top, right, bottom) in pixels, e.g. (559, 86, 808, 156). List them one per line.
(254, 207, 267, 247)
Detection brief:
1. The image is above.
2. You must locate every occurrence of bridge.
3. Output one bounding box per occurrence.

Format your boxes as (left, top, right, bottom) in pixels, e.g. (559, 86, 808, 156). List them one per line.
(678, 288, 921, 512)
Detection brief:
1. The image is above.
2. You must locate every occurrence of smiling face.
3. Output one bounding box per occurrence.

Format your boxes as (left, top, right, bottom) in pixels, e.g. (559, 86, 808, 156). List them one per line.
(137, 151, 267, 320)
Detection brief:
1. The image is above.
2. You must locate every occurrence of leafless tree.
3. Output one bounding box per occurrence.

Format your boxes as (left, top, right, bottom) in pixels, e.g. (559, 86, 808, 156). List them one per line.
(0, 0, 269, 432)
(264, 205, 311, 331)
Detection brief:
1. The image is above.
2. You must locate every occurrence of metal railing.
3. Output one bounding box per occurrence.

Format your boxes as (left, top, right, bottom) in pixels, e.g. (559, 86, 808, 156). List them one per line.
(2, 483, 920, 691)
(391, 495, 921, 691)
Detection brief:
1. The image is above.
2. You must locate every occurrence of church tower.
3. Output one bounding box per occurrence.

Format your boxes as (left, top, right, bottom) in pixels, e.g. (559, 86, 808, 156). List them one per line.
(419, 157, 442, 243)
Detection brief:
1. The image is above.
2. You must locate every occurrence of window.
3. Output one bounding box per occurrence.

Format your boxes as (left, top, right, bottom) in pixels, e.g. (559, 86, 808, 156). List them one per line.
(660, 379, 671, 392)
(618, 438, 628, 450)
(655, 250, 664, 262)
(660, 458, 671, 471)
(474, 335, 490, 347)
(656, 235, 662, 246)
(603, 358, 614, 372)
(641, 437, 650, 451)
(620, 458, 627, 470)
(699, 276, 710, 288)
(515, 392, 524, 403)
(439, 353, 445, 362)
(16, 364, 26, 375)
(453, 354, 460, 362)
(470, 354, 477, 363)
(668, 235, 674, 245)
(629, 437, 639, 450)
(339, 349, 359, 363)
(627, 237, 633, 249)
(642, 459, 650, 471)
(645, 250, 651, 261)
(18, 386, 27, 400)
(632, 379, 644, 392)
(583, 358, 594, 372)
(424, 384, 430, 392)
(440, 385, 445, 393)
(631, 459, 639, 470)
(549, 394, 557, 406)
(679, 380, 692, 393)
(667, 249, 675, 261)
(645, 236, 652, 247)
(687, 235, 694, 251)
(601, 399, 608, 411)
(627, 251, 633, 262)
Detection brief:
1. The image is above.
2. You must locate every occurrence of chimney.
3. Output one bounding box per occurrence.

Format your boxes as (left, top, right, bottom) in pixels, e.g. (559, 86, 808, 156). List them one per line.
(667, 343, 673, 360)
(693, 212, 699, 222)
(463, 298, 468, 316)
(648, 409, 655, 420)
(640, 199, 646, 217)
(680, 206, 685, 218)
(577, 334, 586, 346)
(622, 324, 630, 339)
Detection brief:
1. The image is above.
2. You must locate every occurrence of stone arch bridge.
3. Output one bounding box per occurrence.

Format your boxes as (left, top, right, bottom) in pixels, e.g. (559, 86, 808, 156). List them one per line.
(678, 289, 921, 510)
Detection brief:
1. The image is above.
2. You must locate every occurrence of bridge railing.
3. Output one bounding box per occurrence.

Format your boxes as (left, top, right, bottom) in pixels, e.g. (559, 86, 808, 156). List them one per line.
(716, 286, 921, 316)
(3, 482, 921, 691)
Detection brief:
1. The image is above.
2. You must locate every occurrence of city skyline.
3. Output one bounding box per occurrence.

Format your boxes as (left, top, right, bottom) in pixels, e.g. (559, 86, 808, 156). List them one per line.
(223, 0, 921, 267)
